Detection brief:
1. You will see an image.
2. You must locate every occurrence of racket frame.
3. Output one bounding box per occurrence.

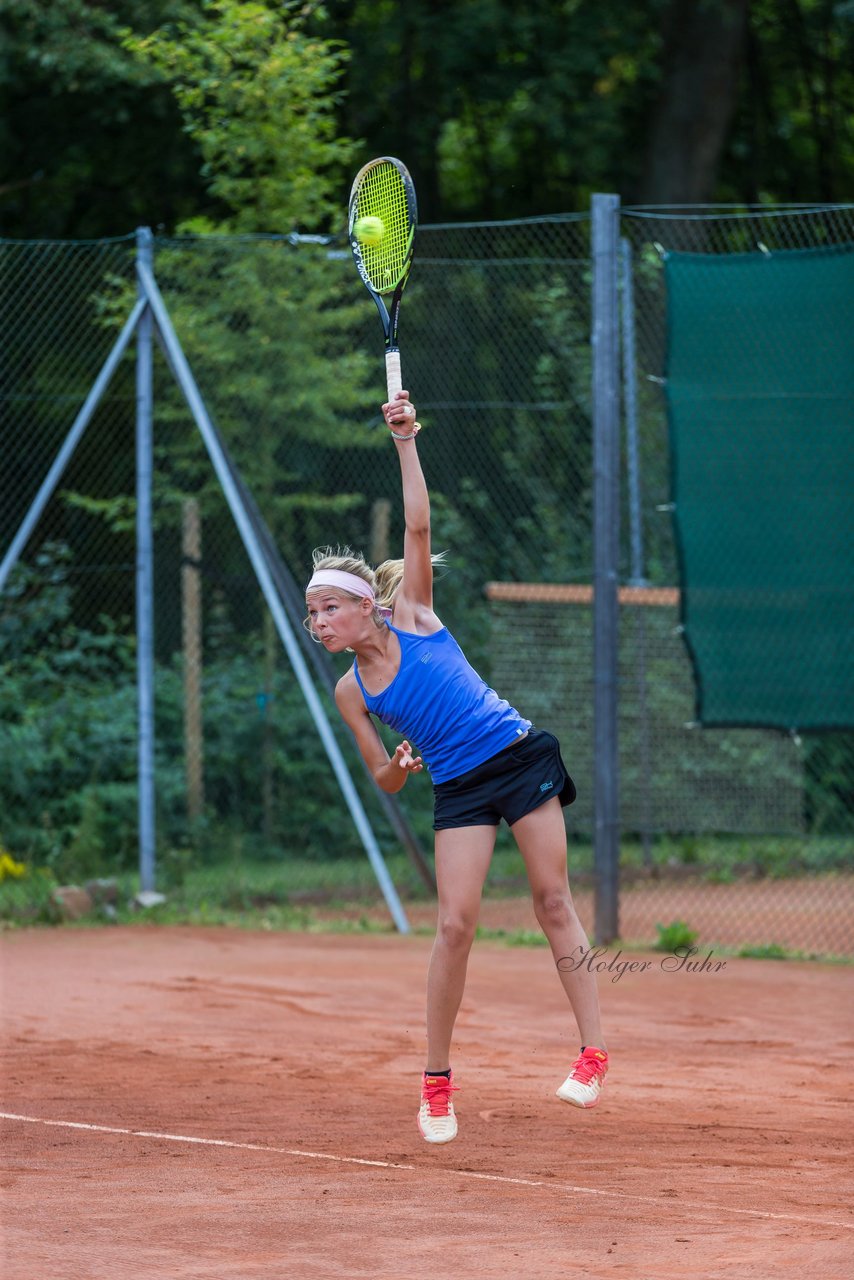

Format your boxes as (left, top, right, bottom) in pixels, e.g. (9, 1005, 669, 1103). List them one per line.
(348, 156, 418, 400)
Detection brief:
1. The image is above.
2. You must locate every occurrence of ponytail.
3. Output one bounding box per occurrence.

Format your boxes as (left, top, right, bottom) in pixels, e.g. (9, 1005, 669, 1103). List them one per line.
(375, 552, 447, 610)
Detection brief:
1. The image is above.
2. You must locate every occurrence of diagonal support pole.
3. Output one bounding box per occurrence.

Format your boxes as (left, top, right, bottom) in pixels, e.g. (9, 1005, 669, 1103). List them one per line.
(0, 299, 146, 596)
(182, 391, 437, 896)
(136, 257, 411, 934)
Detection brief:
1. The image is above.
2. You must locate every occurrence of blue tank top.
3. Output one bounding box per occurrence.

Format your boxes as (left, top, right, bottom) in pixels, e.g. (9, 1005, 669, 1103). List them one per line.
(352, 623, 531, 784)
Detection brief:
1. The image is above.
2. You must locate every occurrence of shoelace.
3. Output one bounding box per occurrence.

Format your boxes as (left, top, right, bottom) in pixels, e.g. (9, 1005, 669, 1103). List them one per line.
(422, 1076, 460, 1117)
(569, 1052, 608, 1085)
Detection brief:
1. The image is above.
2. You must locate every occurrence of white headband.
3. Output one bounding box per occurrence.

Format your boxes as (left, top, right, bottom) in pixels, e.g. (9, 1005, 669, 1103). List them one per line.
(306, 569, 392, 619)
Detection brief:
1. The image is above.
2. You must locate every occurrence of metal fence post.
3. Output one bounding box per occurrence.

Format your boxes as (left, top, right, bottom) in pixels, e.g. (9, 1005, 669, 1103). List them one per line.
(621, 237, 653, 868)
(591, 195, 621, 944)
(135, 227, 156, 893)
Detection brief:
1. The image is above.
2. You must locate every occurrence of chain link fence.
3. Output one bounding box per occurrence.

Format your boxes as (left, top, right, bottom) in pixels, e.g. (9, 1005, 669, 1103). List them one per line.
(1, 207, 852, 956)
(620, 206, 854, 956)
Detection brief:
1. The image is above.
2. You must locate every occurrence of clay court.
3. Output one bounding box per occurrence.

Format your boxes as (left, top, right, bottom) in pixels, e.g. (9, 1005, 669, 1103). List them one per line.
(1, 924, 852, 1278)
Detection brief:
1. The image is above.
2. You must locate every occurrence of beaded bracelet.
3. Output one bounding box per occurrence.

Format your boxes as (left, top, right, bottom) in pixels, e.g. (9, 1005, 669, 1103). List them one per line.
(390, 421, 422, 441)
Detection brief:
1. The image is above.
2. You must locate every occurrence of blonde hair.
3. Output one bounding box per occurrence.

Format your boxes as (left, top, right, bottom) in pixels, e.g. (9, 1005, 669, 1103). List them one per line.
(304, 544, 445, 640)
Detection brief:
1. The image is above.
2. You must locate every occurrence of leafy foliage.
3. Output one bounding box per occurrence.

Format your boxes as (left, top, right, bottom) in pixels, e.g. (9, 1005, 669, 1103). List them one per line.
(0, 544, 402, 883)
(328, 0, 853, 217)
(0, 545, 138, 876)
(2, 0, 851, 239)
(145, 238, 380, 566)
(654, 919, 698, 951)
(0, 0, 208, 237)
(1, 0, 851, 894)
(727, 0, 854, 203)
(117, 0, 379, 597)
(3, 543, 848, 886)
(126, 0, 358, 233)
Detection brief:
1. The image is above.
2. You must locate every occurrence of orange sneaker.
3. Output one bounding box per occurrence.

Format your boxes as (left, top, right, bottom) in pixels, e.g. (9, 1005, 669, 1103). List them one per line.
(418, 1070, 459, 1144)
(556, 1047, 609, 1108)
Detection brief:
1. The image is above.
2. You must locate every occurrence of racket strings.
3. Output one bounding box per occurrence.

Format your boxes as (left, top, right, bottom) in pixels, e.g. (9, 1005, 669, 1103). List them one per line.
(355, 162, 412, 292)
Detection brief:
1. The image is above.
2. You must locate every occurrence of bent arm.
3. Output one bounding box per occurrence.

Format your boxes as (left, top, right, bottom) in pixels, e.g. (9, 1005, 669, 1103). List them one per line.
(335, 673, 423, 794)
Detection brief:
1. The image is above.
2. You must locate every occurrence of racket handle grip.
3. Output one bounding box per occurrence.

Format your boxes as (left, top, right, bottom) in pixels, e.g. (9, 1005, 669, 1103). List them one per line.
(385, 349, 402, 401)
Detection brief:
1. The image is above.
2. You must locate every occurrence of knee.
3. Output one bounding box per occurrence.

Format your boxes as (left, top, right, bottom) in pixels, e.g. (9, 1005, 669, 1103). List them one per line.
(533, 890, 574, 930)
(436, 913, 478, 953)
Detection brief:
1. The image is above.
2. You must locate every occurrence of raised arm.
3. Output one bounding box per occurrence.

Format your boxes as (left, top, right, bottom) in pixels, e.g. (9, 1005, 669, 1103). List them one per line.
(382, 390, 433, 612)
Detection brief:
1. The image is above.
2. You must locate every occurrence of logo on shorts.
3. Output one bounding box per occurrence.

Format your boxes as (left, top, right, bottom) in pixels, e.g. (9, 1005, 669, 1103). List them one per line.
(540, 780, 554, 793)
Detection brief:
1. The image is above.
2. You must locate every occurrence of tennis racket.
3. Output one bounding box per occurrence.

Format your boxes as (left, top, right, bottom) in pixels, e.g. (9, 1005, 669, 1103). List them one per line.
(348, 156, 418, 402)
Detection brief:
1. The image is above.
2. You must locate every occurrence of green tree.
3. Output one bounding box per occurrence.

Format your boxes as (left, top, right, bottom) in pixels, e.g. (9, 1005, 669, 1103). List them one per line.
(125, 0, 378, 844)
(0, 0, 209, 237)
(3, 0, 851, 238)
(327, 0, 852, 216)
(639, 0, 749, 204)
(127, 0, 356, 233)
(730, 0, 854, 202)
(325, 0, 664, 219)
(123, 0, 375, 551)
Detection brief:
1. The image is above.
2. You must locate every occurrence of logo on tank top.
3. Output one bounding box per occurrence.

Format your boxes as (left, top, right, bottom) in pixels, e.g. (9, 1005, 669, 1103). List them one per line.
(419, 652, 433, 664)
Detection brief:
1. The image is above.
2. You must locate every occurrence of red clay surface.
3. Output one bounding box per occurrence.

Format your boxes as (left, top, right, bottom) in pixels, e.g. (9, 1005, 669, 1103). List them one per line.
(2, 924, 852, 1279)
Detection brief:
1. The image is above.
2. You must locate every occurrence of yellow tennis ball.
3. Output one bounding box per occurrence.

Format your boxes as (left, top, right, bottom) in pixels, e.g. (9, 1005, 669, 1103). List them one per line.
(354, 215, 385, 246)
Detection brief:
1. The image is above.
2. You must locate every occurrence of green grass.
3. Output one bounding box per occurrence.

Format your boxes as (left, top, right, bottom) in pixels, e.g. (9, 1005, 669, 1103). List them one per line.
(4, 881, 852, 964)
(654, 919, 698, 951)
(2, 834, 853, 970)
(475, 925, 550, 947)
(736, 942, 793, 960)
(0, 868, 63, 927)
(109, 898, 395, 935)
(619, 834, 854, 881)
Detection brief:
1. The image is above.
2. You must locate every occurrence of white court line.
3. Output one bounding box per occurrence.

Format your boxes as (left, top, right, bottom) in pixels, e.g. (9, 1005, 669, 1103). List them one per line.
(2, 1111, 851, 1232)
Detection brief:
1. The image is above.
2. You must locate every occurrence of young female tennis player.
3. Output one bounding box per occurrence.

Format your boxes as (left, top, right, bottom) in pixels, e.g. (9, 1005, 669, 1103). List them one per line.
(305, 390, 608, 1145)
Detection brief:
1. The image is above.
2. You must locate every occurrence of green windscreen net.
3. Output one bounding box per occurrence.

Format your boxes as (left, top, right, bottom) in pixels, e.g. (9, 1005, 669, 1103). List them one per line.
(664, 244, 854, 731)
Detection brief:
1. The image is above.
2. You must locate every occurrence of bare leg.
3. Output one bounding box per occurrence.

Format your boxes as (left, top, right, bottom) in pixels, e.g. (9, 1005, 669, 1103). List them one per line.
(512, 799, 605, 1049)
(426, 825, 497, 1071)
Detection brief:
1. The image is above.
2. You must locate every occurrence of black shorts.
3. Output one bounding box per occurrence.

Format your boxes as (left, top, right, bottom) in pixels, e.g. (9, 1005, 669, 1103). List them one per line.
(432, 728, 576, 831)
